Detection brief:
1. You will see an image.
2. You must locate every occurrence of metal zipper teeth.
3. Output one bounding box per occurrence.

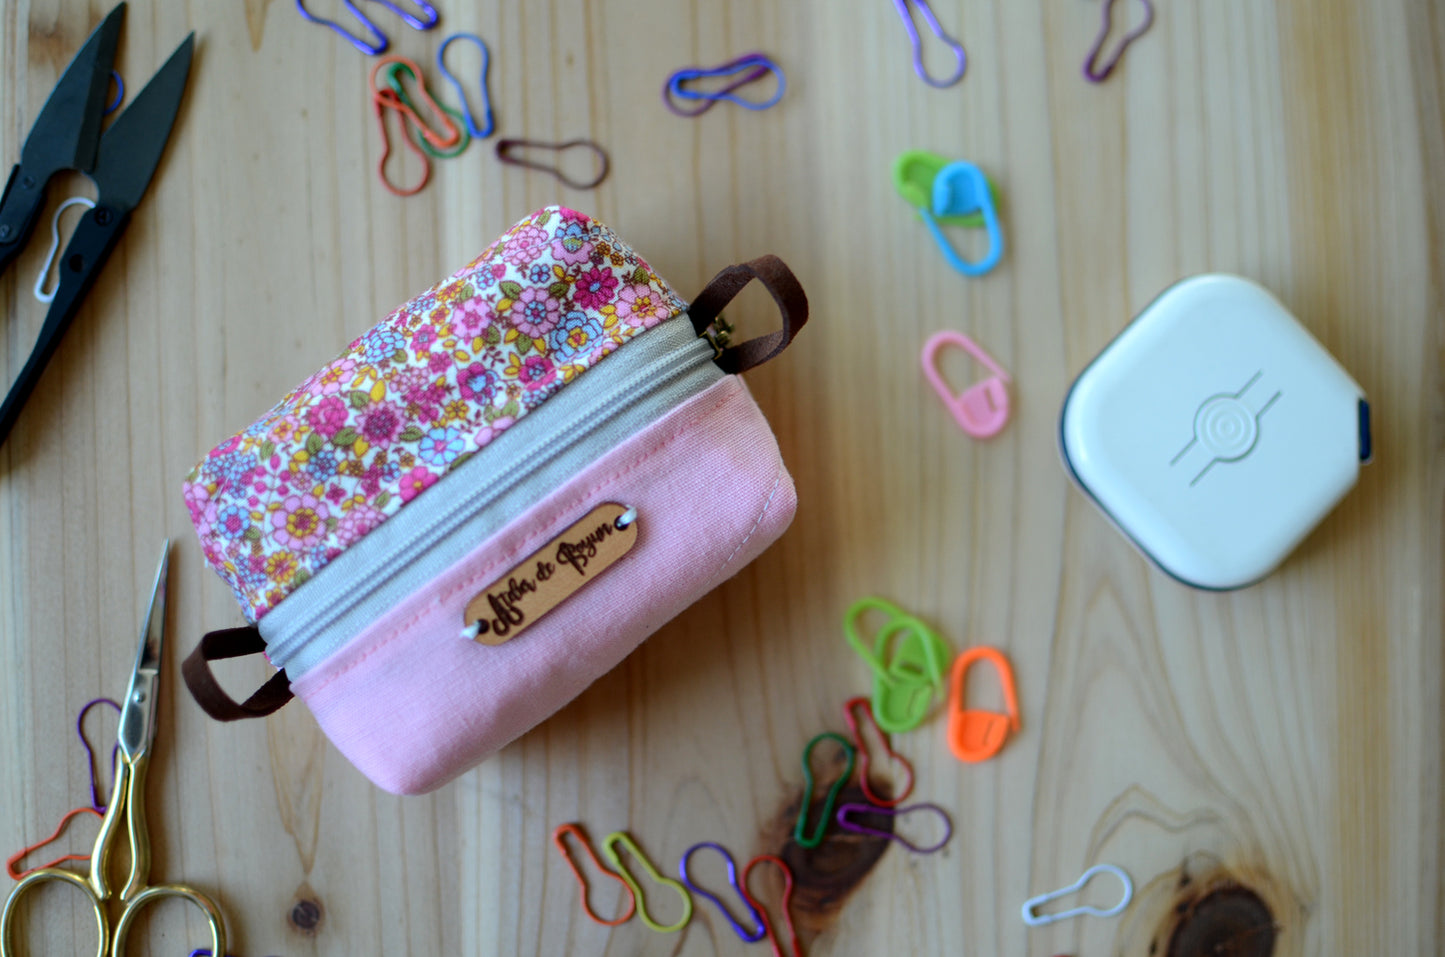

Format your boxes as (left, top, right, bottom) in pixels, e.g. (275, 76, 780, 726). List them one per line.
(271, 342, 712, 661)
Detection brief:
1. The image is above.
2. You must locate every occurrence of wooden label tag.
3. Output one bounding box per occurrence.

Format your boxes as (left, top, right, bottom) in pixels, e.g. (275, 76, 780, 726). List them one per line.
(463, 503, 638, 645)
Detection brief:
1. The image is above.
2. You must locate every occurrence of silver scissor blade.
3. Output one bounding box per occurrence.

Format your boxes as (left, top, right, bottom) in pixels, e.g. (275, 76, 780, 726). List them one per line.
(118, 541, 168, 758)
(19, 3, 125, 176)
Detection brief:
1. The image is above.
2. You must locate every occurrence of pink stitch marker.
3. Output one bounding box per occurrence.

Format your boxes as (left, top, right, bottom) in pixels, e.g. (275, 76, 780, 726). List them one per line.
(921, 330, 1012, 439)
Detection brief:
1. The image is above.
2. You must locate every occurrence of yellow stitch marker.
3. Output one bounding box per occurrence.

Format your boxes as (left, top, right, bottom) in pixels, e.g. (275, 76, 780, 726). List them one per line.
(601, 831, 693, 934)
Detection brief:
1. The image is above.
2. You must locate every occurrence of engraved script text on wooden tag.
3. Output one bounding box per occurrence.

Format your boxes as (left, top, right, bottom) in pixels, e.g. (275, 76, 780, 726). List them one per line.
(463, 503, 638, 645)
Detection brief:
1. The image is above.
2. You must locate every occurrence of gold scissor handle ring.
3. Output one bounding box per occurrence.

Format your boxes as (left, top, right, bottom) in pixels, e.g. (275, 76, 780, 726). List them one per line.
(0, 867, 107, 957)
(113, 884, 225, 957)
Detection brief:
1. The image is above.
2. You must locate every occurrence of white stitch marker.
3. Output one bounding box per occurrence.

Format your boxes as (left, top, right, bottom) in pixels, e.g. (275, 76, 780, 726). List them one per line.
(1021, 863, 1133, 926)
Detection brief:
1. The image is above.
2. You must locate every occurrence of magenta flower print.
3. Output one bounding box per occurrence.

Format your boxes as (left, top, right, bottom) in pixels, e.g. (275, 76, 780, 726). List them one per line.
(506, 353, 557, 391)
(398, 466, 438, 502)
(614, 284, 671, 326)
(458, 363, 497, 404)
(357, 402, 405, 447)
(306, 395, 349, 439)
(450, 298, 492, 339)
(408, 382, 449, 424)
(185, 205, 692, 622)
(272, 493, 329, 550)
(523, 356, 556, 390)
(504, 225, 549, 268)
(513, 287, 561, 338)
(573, 266, 617, 310)
(359, 462, 384, 498)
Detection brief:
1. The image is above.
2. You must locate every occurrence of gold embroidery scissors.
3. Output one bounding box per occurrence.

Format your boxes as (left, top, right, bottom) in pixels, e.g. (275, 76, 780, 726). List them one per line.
(1, 542, 227, 956)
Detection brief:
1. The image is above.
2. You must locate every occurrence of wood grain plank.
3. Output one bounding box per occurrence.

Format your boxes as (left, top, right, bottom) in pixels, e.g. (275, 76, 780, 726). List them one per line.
(0, 0, 1439, 953)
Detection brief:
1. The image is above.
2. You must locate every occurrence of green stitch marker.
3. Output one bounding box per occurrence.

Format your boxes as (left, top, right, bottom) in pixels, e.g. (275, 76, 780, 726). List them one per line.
(794, 733, 858, 849)
(893, 149, 997, 227)
(382, 61, 472, 160)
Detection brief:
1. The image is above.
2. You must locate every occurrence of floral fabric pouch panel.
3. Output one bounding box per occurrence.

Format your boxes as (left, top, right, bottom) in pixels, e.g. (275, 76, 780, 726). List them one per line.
(181, 206, 806, 794)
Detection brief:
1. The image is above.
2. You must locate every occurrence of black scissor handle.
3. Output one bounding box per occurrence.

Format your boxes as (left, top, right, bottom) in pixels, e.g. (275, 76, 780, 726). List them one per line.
(0, 162, 51, 276)
(0, 201, 128, 448)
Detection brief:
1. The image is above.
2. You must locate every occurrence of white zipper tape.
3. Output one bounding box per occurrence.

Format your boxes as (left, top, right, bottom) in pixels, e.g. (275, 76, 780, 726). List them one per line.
(261, 317, 721, 676)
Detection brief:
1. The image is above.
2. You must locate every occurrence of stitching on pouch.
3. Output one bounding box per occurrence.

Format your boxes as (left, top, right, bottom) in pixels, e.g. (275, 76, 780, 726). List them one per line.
(702, 469, 784, 592)
(304, 380, 745, 694)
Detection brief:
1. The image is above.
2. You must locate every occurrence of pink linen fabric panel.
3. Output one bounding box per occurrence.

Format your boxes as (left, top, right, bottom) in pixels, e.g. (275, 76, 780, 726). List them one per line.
(291, 376, 797, 794)
(184, 206, 685, 622)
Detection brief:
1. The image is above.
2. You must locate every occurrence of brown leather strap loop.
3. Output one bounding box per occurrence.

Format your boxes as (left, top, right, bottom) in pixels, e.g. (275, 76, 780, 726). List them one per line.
(182, 626, 293, 721)
(687, 254, 809, 374)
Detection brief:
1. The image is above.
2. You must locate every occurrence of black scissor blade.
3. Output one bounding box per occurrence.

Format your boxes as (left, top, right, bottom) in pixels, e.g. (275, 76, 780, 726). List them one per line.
(90, 32, 193, 212)
(19, 3, 125, 175)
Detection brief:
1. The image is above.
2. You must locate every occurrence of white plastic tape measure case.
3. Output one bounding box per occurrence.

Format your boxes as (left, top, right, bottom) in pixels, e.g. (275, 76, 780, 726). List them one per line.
(1059, 274, 1371, 590)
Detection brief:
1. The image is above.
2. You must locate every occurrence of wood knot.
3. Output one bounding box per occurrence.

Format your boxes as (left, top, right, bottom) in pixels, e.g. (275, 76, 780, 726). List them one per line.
(762, 779, 893, 936)
(288, 892, 324, 935)
(1165, 883, 1276, 957)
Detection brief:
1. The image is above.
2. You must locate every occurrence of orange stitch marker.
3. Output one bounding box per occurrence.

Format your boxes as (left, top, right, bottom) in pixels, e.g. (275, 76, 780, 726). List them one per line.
(552, 823, 636, 926)
(6, 805, 103, 881)
(369, 56, 460, 150)
(946, 646, 1020, 762)
(372, 91, 431, 197)
(369, 92, 430, 199)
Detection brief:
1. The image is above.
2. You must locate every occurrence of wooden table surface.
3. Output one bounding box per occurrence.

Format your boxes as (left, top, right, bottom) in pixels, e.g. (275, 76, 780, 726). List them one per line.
(2, 0, 1441, 954)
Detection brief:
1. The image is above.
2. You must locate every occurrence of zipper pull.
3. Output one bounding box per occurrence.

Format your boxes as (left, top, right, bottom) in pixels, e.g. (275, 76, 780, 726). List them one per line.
(701, 314, 734, 359)
(686, 256, 808, 374)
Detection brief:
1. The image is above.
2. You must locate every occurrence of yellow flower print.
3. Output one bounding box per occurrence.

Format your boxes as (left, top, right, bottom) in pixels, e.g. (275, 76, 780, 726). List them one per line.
(264, 551, 298, 582)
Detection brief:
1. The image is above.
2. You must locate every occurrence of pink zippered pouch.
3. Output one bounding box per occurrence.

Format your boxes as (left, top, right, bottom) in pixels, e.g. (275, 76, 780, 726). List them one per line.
(180, 207, 807, 793)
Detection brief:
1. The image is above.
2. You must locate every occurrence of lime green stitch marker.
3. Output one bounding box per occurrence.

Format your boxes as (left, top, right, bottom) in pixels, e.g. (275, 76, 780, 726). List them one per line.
(873, 623, 950, 733)
(602, 831, 693, 933)
(844, 596, 951, 734)
(844, 596, 913, 684)
(794, 733, 857, 849)
(893, 149, 997, 227)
